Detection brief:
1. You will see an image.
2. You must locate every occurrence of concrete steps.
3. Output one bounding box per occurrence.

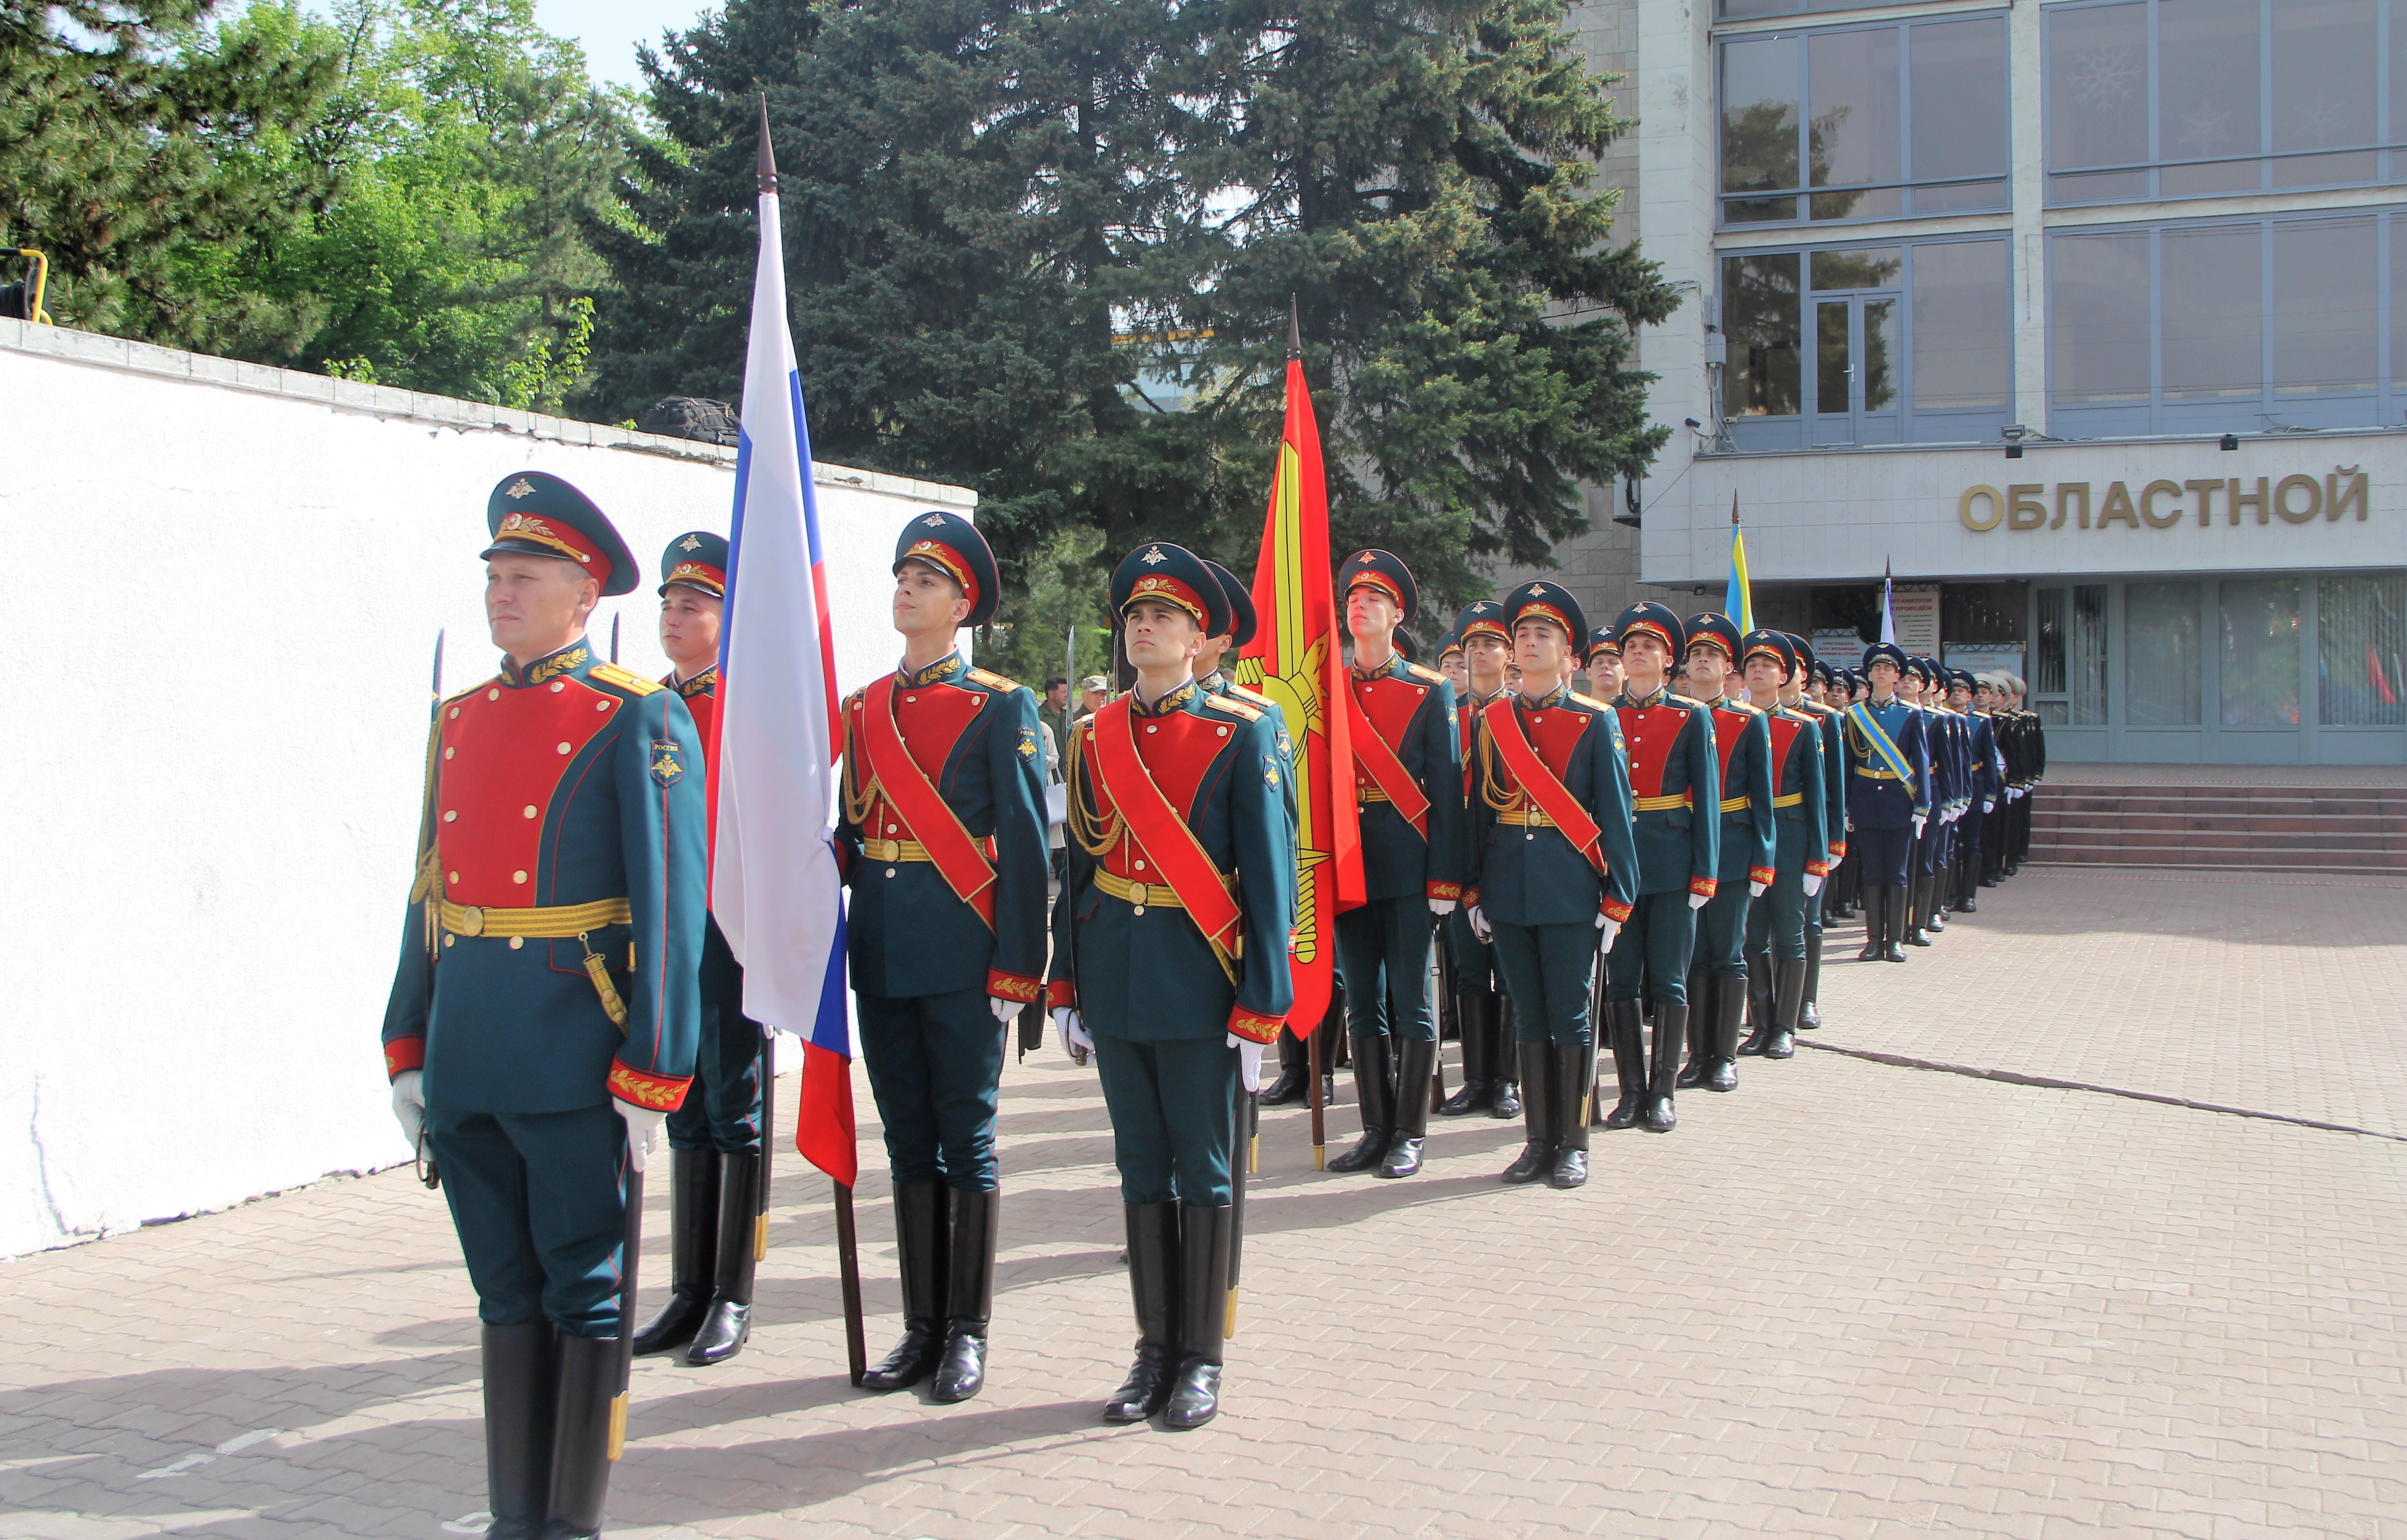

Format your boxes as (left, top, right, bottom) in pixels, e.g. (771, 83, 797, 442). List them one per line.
(2030, 785, 2407, 872)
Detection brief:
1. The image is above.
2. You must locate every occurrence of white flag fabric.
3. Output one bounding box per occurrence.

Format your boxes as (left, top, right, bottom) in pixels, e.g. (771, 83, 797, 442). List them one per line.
(711, 176, 848, 1054)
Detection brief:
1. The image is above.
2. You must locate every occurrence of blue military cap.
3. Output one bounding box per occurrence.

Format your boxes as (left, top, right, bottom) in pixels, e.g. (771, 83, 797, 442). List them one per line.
(1338, 548, 1420, 627)
(895, 510, 1000, 627)
(659, 531, 728, 597)
(1907, 655, 1940, 685)
(1685, 611, 1742, 663)
(1436, 629, 1463, 661)
(1785, 632, 1817, 677)
(484, 472, 638, 596)
(1455, 599, 1509, 647)
(1203, 558, 1258, 647)
(1112, 541, 1231, 638)
(1616, 600, 1685, 656)
(1862, 641, 1909, 672)
(1585, 626, 1620, 662)
(1395, 630, 1420, 664)
(1504, 580, 1588, 646)
(1950, 667, 1978, 691)
(1742, 628, 1796, 678)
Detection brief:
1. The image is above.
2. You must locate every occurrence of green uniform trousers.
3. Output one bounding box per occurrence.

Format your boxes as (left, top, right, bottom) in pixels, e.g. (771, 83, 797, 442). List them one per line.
(1695, 870, 1753, 979)
(667, 915, 763, 1153)
(1746, 821, 1814, 964)
(1489, 919, 1599, 1047)
(1604, 892, 1698, 1005)
(857, 986, 1005, 1192)
(1093, 1035, 1240, 1206)
(1335, 897, 1437, 1043)
(426, 1103, 627, 1339)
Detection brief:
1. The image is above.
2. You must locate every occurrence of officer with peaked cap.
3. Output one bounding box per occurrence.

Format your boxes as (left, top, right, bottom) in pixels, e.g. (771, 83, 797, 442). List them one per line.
(1438, 599, 1521, 1121)
(1464, 582, 1638, 1187)
(840, 510, 1050, 1404)
(1050, 541, 1294, 1429)
(632, 532, 770, 1369)
(1675, 612, 1773, 1095)
(1583, 628, 1623, 701)
(384, 472, 706, 1540)
(1778, 635, 1847, 1035)
(1950, 669, 2001, 916)
(1844, 642, 1931, 962)
(1599, 602, 1720, 1132)
(1326, 550, 1465, 1179)
(1732, 630, 1829, 1061)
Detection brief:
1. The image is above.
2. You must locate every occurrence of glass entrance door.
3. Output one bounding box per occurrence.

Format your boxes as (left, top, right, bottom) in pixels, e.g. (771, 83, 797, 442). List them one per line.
(1811, 294, 1902, 445)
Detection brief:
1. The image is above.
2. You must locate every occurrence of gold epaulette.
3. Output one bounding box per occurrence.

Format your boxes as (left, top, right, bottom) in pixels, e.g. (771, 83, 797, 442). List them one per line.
(969, 667, 1021, 692)
(1225, 681, 1276, 710)
(1668, 692, 1707, 710)
(1201, 692, 1262, 722)
(589, 661, 663, 695)
(1570, 691, 1610, 710)
(1405, 661, 1446, 686)
(1719, 697, 1763, 715)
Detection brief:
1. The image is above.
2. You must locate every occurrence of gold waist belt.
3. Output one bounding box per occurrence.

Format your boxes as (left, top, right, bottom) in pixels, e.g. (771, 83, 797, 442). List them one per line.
(1632, 793, 1690, 812)
(861, 833, 996, 863)
(440, 897, 632, 938)
(1719, 795, 1752, 814)
(1855, 767, 1903, 780)
(1095, 869, 1187, 910)
(1498, 805, 1562, 828)
(1771, 792, 1805, 808)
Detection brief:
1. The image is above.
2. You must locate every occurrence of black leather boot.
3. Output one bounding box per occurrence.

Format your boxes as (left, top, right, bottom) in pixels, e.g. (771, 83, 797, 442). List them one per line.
(685, 1148, 759, 1366)
(1437, 994, 1491, 1115)
(1256, 1028, 1309, 1106)
(1738, 960, 1774, 1057)
(1800, 927, 1824, 1029)
(1601, 999, 1646, 1129)
(1550, 1043, 1591, 1188)
(631, 1150, 716, 1357)
(1490, 998, 1523, 1119)
(1768, 957, 1806, 1059)
(1676, 973, 1714, 1088)
(1905, 874, 1934, 946)
(1103, 1204, 1180, 1422)
(1500, 1037, 1555, 1183)
(1706, 976, 1743, 1092)
(1380, 1039, 1437, 1177)
(860, 1181, 947, 1391)
(481, 1324, 555, 1540)
(931, 1187, 998, 1403)
(1326, 1035, 1394, 1173)
(1856, 885, 1887, 960)
(1882, 885, 1909, 963)
(1164, 1205, 1232, 1429)
(541, 1332, 617, 1540)
(1958, 854, 1980, 913)
(1643, 1003, 1685, 1132)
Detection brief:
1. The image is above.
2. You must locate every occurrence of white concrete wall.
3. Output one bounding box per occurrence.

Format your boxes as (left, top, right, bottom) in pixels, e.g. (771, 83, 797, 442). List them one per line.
(0, 322, 976, 1258)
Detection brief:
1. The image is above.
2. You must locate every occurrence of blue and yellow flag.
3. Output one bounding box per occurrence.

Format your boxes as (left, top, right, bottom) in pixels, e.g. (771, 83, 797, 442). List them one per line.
(1723, 493, 1753, 633)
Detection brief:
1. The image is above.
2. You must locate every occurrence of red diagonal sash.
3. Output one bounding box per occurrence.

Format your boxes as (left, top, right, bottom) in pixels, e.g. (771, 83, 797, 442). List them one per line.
(1087, 698, 1244, 964)
(1481, 697, 1606, 873)
(857, 674, 996, 930)
(1345, 680, 1431, 837)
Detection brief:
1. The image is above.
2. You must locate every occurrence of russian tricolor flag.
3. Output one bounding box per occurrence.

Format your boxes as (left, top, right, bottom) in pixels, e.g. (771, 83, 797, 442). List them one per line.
(711, 118, 855, 1188)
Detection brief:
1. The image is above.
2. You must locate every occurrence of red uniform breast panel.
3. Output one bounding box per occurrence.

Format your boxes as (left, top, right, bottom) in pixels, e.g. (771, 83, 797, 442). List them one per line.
(1616, 704, 1686, 799)
(438, 676, 622, 906)
(1350, 674, 1429, 794)
(854, 680, 986, 842)
(1519, 705, 1592, 784)
(1767, 713, 1807, 798)
(1084, 710, 1232, 881)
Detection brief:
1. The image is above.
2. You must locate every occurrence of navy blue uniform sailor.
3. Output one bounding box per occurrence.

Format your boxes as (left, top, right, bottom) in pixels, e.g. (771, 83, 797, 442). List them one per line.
(383, 472, 706, 1540)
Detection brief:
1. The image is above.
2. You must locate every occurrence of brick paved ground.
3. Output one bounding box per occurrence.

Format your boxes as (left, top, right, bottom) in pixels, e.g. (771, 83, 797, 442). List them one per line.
(6, 868, 2405, 1540)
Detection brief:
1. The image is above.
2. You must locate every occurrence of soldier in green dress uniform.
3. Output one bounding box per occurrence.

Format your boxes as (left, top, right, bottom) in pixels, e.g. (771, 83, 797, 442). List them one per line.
(1676, 613, 1773, 1096)
(1050, 542, 1295, 1430)
(1438, 600, 1521, 1121)
(384, 472, 707, 1540)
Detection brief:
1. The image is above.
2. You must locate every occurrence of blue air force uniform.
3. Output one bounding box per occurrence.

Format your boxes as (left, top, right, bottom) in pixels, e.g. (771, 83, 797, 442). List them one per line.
(381, 472, 705, 1540)
(1844, 642, 1932, 962)
(1053, 542, 1294, 1432)
(1327, 549, 1464, 1179)
(1466, 582, 1638, 1189)
(839, 512, 1049, 1404)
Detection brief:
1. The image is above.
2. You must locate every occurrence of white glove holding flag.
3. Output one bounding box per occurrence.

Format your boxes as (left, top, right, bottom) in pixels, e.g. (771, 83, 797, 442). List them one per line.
(615, 1099, 666, 1173)
(1749, 880, 1769, 899)
(390, 1069, 426, 1147)
(1227, 1035, 1265, 1092)
(1596, 917, 1621, 951)
(1803, 873, 1824, 896)
(1913, 815, 1928, 837)
(1429, 898, 1457, 917)
(1054, 1007, 1094, 1061)
(989, 995, 1021, 1025)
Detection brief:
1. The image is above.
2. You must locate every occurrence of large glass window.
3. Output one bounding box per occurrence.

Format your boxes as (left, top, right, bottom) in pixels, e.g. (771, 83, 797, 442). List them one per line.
(2050, 211, 2407, 434)
(2127, 583, 2204, 726)
(1720, 15, 2008, 226)
(2033, 585, 2108, 726)
(2318, 573, 2407, 726)
(1723, 237, 2010, 448)
(1721, 0, 1934, 15)
(2047, 0, 2398, 204)
(2219, 578, 2302, 727)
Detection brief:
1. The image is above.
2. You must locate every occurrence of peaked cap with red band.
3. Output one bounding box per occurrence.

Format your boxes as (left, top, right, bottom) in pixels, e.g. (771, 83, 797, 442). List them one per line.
(1436, 629, 1463, 660)
(894, 509, 1000, 627)
(1741, 627, 1797, 679)
(1111, 541, 1230, 638)
(1454, 599, 1509, 647)
(1338, 548, 1420, 628)
(659, 529, 729, 597)
(1502, 580, 1589, 649)
(1586, 626, 1621, 662)
(1615, 600, 1685, 657)
(1685, 611, 1743, 664)
(1786, 631, 1818, 678)
(483, 472, 637, 596)
(1203, 558, 1258, 648)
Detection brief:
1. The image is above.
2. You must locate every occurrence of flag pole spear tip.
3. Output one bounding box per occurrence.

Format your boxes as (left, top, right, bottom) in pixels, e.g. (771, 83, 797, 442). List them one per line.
(1287, 295, 1300, 360)
(756, 93, 777, 192)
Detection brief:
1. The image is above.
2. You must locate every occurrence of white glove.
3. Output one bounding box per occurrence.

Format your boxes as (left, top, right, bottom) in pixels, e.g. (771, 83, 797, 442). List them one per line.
(1469, 905, 1492, 942)
(1984, 798, 1996, 813)
(1749, 880, 1769, 899)
(1428, 898, 1457, 916)
(1688, 890, 1711, 910)
(1596, 917, 1621, 951)
(1913, 815, 1927, 837)
(615, 1099, 666, 1173)
(1228, 1034, 1265, 1092)
(1803, 873, 1824, 896)
(390, 1069, 426, 1147)
(1053, 1007, 1093, 1060)
(989, 995, 1020, 1025)
(1845, 817, 1856, 833)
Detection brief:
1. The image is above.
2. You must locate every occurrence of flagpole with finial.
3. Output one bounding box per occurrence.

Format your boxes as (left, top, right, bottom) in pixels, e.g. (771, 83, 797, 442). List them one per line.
(1289, 291, 1328, 1173)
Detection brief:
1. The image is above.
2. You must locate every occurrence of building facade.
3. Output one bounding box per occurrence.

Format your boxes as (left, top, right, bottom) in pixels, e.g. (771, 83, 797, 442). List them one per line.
(1538, 0, 2407, 764)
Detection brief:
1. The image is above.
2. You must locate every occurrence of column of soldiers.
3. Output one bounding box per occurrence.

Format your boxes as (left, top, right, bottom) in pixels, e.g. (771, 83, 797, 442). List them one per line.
(384, 479, 2045, 1536)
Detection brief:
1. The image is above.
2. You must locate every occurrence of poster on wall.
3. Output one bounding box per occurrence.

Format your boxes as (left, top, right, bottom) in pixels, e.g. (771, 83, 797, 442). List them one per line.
(1946, 646, 2028, 681)
(1891, 583, 1941, 655)
(1811, 628, 1867, 666)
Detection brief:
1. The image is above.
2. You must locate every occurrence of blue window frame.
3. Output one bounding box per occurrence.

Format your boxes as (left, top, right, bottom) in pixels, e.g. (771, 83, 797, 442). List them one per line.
(2048, 209, 2407, 435)
(2045, 0, 2407, 204)
(1719, 13, 2010, 228)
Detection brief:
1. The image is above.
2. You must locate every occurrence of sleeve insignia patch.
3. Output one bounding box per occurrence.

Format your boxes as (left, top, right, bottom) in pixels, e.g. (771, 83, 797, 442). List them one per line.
(1018, 727, 1039, 760)
(649, 741, 684, 786)
(1264, 755, 1281, 789)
